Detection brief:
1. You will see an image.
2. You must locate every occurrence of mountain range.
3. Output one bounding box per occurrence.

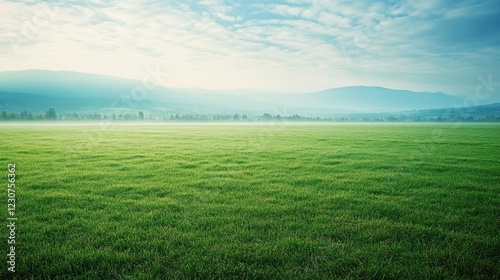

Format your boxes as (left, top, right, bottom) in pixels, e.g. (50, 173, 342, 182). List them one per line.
(0, 70, 489, 117)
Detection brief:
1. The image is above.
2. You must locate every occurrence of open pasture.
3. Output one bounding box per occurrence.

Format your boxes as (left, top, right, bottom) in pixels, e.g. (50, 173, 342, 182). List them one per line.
(1, 123, 499, 279)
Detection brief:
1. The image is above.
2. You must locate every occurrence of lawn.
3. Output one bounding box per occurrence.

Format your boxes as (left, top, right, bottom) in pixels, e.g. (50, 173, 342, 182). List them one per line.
(1, 123, 499, 279)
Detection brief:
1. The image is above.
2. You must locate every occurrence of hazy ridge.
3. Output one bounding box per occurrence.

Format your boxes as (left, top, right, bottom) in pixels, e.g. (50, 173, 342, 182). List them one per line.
(0, 70, 491, 118)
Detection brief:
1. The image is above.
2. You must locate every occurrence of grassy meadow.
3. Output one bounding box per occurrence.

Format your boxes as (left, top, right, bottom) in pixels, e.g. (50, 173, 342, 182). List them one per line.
(1, 123, 499, 279)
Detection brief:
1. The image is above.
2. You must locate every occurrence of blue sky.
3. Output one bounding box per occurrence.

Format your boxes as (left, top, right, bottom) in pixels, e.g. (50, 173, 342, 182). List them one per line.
(1, 0, 499, 97)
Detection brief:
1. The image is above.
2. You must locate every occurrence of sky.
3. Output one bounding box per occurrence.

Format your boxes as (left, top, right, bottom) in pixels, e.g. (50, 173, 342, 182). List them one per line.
(1, 0, 499, 97)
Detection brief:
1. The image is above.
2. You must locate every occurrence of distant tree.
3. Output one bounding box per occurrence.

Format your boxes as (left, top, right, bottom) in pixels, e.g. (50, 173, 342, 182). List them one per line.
(92, 113, 102, 120)
(138, 111, 144, 120)
(486, 115, 496, 122)
(0, 111, 7, 120)
(123, 113, 133, 120)
(262, 113, 272, 120)
(46, 108, 57, 120)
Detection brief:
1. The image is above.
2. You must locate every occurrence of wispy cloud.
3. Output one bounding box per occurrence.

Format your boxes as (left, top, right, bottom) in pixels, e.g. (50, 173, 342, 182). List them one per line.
(0, 0, 499, 95)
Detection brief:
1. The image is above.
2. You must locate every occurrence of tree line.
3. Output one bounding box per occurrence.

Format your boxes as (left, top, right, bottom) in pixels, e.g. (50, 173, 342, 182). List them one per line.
(1, 108, 500, 122)
(1, 108, 57, 120)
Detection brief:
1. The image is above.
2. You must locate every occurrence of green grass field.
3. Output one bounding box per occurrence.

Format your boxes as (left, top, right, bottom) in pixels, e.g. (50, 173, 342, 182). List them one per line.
(1, 123, 499, 279)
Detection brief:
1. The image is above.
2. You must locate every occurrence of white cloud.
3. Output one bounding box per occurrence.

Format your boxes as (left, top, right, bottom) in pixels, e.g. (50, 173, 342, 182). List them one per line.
(271, 4, 305, 17)
(317, 11, 350, 27)
(0, 0, 498, 95)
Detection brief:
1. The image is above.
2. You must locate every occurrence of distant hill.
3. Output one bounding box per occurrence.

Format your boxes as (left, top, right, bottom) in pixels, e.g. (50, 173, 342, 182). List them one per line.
(308, 86, 463, 112)
(323, 103, 500, 122)
(0, 70, 271, 115)
(0, 69, 473, 116)
(408, 103, 500, 120)
(240, 86, 465, 114)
